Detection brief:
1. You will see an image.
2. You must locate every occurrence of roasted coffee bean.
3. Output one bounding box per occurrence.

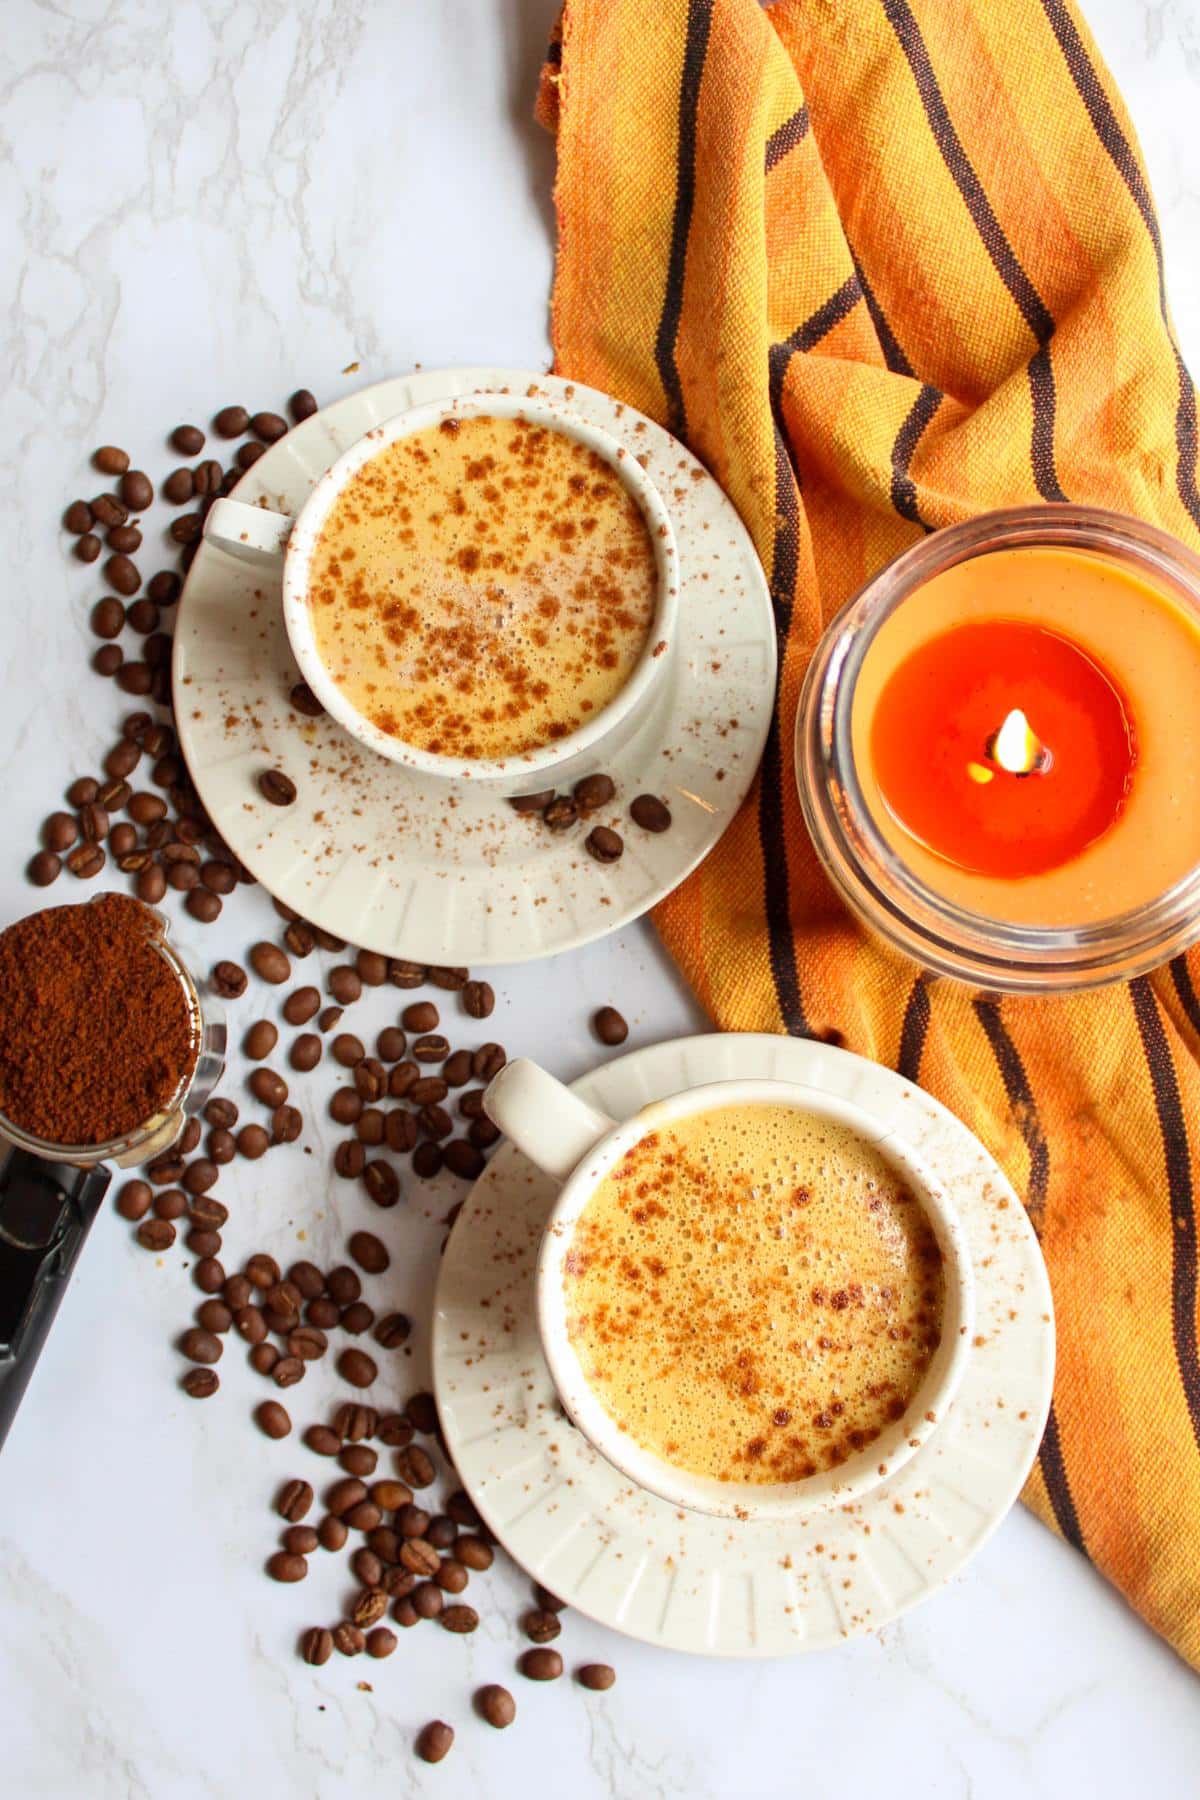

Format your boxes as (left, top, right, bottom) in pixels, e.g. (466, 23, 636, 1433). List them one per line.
(222, 1273, 252, 1310)
(119, 469, 153, 510)
(363, 1161, 400, 1208)
(115, 659, 152, 693)
(104, 554, 140, 596)
(66, 843, 105, 879)
(285, 1034, 320, 1075)
(179, 1326, 222, 1366)
(126, 791, 166, 826)
(401, 1000, 438, 1033)
(93, 445, 130, 475)
(284, 985, 321, 1026)
(285, 1325, 326, 1365)
(411, 1581, 442, 1619)
(181, 1368, 219, 1398)
(429, 966, 469, 992)
(326, 1476, 368, 1517)
(251, 410, 288, 444)
(456, 1536, 494, 1572)
(338, 1348, 378, 1388)
(472, 1042, 507, 1081)
(443, 1139, 486, 1181)
(300, 1626, 333, 1667)
(256, 1401, 291, 1439)
(92, 645, 123, 677)
(170, 423, 204, 455)
(388, 959, 427, 989)
(162, 467, 195, 505)
(593, 1006, 629, 1046)
(119, 571, 151, 610)
(585, 825, 624, 863)
(374, 1312, 411, 1350)
(400, 1537, 441, 1578)
(331, 1033, 365, 1069)
(413, 1034, 449, 1064)
(411, 1142, 442, 1178)
(249, 942, 291, 984)
(27, 850, 61, 886)
(266, 1518, 309, 1553)
(289, 681, 324, 717)
(577, 1663, 616, 1690)
(146, 1152, 185, 1186)
(214, 404, 249, 438)
(384, 1110, 417, 1154)
(438, 1053, 470, 1091)
(344, 1497, 382, 1532)
(273, 1356, 305, 1389)
(318, 1005, 343, 1033)
(397, 1503, 431, 1540)
(265, 1278, 302, 1318)
(339, 1302, 374, 1336)
(574, 771, 617, 813)
(328, 965, 362, 1005)
(42, 811, 78, 852)
(409, 1075, 447, 1106)
(288, 388, 318, 423)
(78, 801, 110, 842)
(388, 1061, 418, 1099)
(446, 1488, 483, 1529)
(304, 1425, 341, 1457)
(244, 1252, 280, 1290)
(237, 1116, 269, 1159)
(188, 1193, 228, 1230)
(250, 1347, 280, 1382)
(440, 1604, 478, 1635)
(365, 1627, 396, 1659)
(65, 776, 99, 806)
(91, 492, 128, 526)
(476, 1684, 516, 1729)
(461, 981, 495, 1021)
(281, 920, 315, 960)
(507, 788, 556, 815)
(630, 792, 672, 832)
(423, 1516, 455, 1551)
(380, 1562, 414, 1597)
(97, 776, 132, 811)
(185, 888, 222, 923)
(415, 1722, 453, 1764)
(244, 1020, 279, 1060)
(153, 1188, 188, 1221)
(147, 569, 182, 605)
(419, 1103, 452, 1141)
(319, 1515, 350, 1553)
(186, 1229, 222, 1258)
(182, 1159, 219, 1196)
(205, 1098, 239, 1132)
(211, 960, 248, 998)
(266, 1551, 307, 1583)
(286, 1260, 324, 1301)
(276, 1478, 315, 1522)
(327, 1621, 363, 1660)
(353, 1547, 385, 1590)
(533, 1583, 566, 1612)
(193, 1256, 226, 1294)
(258, 769, 296, 807)
(333, 1400, 377, 1439)
(116, 1180, 153, 1222)
(522, 1608, 562, 1644)
(193, 458, 223, 497)
(377, 1413, 414, 1449)
(236, 440, 265, 470)
(347, 1230, 389, 1274)
(376, 1025, 406, 1061)
(234, 1304, 267, 1345)
(543, 795, 578, 832)
(64, 499, 94, 535)
(196, 1298, 232, 1335)
(436, 1560, 469, 1595)
(341, 1444, 379, 1478)
(396, 1444, 436, 1488)
(518, 1648, 563, 1681)
(248, 1067, 288, 1107)
(334, 1141, 365, 1179)
(75, 533, 102, 563)
(201, 860, 236, 895)
(90, 597, 125, 639)
(330, 1088, 363, 1126)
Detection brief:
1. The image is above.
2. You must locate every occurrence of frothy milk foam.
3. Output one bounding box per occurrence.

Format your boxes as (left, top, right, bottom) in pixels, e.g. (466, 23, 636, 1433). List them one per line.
(563, 1104, 945, 1484)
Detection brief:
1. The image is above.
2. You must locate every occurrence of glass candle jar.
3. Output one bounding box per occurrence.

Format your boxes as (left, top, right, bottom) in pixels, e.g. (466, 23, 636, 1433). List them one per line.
(795, 505, 1200, 992)
(0, 899, 226, 1169)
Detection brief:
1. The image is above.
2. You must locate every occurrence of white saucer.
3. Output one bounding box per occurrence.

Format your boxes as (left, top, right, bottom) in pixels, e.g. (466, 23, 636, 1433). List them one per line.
(432, 1033, 1055, 1657)
(172, 368, 776, 964)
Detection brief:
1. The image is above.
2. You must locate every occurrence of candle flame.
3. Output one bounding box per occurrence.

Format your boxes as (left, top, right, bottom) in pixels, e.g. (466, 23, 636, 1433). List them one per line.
(989, 708, 1046, 776)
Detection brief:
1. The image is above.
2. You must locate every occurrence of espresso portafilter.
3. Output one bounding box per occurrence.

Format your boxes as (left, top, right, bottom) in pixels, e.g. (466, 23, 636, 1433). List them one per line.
(0, 903, 225, 1451)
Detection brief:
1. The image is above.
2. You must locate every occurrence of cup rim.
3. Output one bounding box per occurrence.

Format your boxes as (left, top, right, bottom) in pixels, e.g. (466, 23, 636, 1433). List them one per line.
(280, 389, 679, 781)
(535, 1077, 975, 1522)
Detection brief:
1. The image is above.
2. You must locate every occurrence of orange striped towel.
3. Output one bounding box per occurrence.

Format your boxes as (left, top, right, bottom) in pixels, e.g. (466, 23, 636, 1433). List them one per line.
(540, 0, 1200, 1668)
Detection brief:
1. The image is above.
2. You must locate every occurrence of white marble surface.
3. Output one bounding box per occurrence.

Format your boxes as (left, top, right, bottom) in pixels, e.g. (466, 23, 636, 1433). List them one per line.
(2, 2, 1199, 1795)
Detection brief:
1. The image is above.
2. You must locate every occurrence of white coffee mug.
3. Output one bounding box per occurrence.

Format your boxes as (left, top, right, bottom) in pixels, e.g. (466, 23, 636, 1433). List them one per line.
(483, 1057, 976, 1521)
(202, 391, 680, 794)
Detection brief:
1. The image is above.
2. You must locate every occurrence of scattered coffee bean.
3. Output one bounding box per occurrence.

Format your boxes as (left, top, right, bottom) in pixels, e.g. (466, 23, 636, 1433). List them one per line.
(104, 553, 140, 596)
(413, 1034, 449, 1064)
(266, 1551, 307, 1583)
(508, 789, 556, 814)
(333, 1399, 376, 1439)
(75, 533, 102, 564)
(273, 1356, 305, 1389)
(457, 1536, 494, 1571)
(64, 499, 94, 535)
(429, 965, 468, 992)
(476, 1684, 516, 1728)
(436, 1559, 469, 1595)
(154, 1188, 188, 1222)
(283, 986, 321, 1025)
(376, 1026, 406, 1062)
(116, 1180, 153, 1221)
(92, 645, 123, 677)
(301, 1626, 332, 1666)
(119, 469, 153, 510)
(305, 1425, 342, 1457)
(374, 1312, 411, 1350)
(148, 570, 181, 604)
(289, 680, 324, 717)
(630, 792, 672, 832)
(338, 1348, 378, 1389)
(585, 825, 624, 863)
(328, 965, 362, 1004)
(399, 1001, 437, 1033)
(320, 1515, 350, 1552)
(27, 850, 61, 886)
(90, 597, 125, 639)
(593, 1005, 629, 1045)
(389, 1061, 418, 1099)
(256, 1401, 291, 1439)
(258, 769, 297, 806)
(577, 1663, 616, 1690)
(66, 843, 105, 879)
(353, 1588, 389, 1629)
(396, 1443, 436, 1488)
(110, 525, 144, 557)
(334, 1141, 366, 1178)
(377, 1413, 414, 1448)
(236, 441, 265, 470)
(522, 1608, 562, 1644)
(248, 1067, 288, 1108)
(331, 1032, 365, 1068)
(193, 1256, 226, 1294)
(193, 458, 223, 497)
(196, 1298, 232, 1335)
(211, 960, 248, 998)
(543, 796, 578, 832)
(170, 423, 205, 455)
(342, 1445, 379, 1478)
(348, 1231, 389, 1274)
(179, 1327, 222, 1366)
(93, 445, 130, 475)
(443, 1139, 486, 1181)
(365, 1627, 396, 1659)
(289, 389, 318, 422)
(440, 1603, 479, 1635)
(409, 1075, 447, 1106)
(388, 959, 427, 989)
(340, 1302, 375, 1336)
(276, 1479, 314, 1522)
(162, 468, 195, 504)
(574, 772, 616, 812)
(250, 942, 291, 984)
(412, 1142, 443, 1179)
(533, 1583, 566, 1612)
(461, 980, 495, 1021)
(251, 410, 288, 444)
(244, 1020, 279, 1061)
(472, 1043, 507, 1081)
(214, 404, 249, 438)
(415, 1721, 453, 1764)
(318, 1005, 344, 1033)
(518, 1648, 564, 1681)
(363, 1161, 400, 1208)
(91, 492, 128, 527)
(182, 1368, 219, 1398)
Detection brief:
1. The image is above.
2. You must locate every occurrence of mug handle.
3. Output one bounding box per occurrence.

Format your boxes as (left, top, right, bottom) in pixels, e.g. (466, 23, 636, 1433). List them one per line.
(483, 1059, 614, 1183)
(203, 497, 294, 566)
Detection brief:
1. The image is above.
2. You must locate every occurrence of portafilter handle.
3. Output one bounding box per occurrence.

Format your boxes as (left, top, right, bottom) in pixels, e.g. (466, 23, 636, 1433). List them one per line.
(0, 1142, 110, 1453)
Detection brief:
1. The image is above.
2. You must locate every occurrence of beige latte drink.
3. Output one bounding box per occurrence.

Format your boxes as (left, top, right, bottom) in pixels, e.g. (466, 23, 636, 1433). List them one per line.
(306, 414, 658, 758)
(563, 1105, 945, 1483)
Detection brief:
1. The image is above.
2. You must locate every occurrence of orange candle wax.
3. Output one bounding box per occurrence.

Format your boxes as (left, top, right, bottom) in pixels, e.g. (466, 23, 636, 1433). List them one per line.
(850, 545, 1200, 926)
